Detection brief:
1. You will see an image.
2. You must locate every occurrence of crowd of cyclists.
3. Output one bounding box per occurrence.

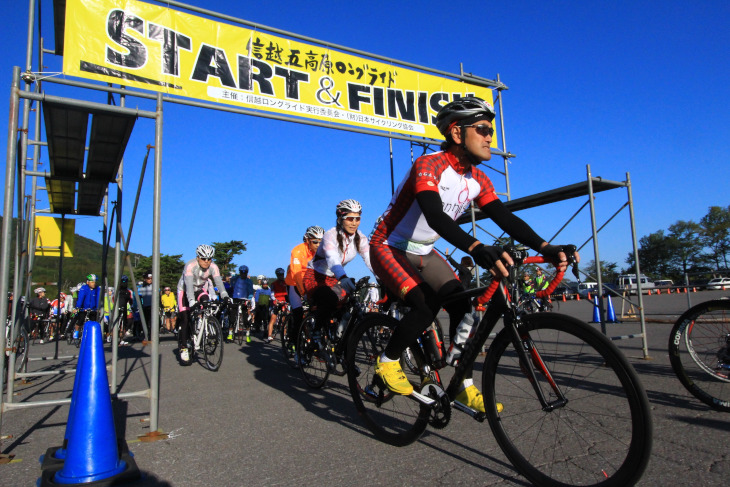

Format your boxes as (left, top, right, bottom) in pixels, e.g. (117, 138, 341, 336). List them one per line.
(12, 97, 579, 418)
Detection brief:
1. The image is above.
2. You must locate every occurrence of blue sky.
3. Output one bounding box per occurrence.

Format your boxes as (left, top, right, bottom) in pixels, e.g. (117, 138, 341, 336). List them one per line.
(1, 0, 729, 283)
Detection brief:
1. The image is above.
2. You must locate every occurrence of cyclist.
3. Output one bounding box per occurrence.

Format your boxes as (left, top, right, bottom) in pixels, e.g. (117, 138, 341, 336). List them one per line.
(72, 274, 101, 340)
(48, 292, 69, 341)
(115, 275, 135, 345)
(29, 287, 50, 341)
(284, 225, 323, 351)
(229, 265, 254, 342)
(364, 282, 380, 312)
(252, 278, 273, 337)
(265, 268, 288, 343)
(369, 97, 578, 412)
(534, 267, 549, 291)
(177, 244, 229, 364)
(136, 272, 155, 340)
(303, 199, 372, 334)
(161, 286, 177, 333)
(521, 272, 535, 294)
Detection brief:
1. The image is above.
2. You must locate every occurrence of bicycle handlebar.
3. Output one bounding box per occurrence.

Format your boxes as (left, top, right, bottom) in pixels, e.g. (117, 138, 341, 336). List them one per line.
(474, 245, 577, 306)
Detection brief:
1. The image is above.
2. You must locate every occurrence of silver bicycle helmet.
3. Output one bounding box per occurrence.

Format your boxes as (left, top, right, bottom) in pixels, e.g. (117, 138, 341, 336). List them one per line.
(336, 199, 362, 219)
(303, 225, 325, 240)
(196, 244, 215, 259)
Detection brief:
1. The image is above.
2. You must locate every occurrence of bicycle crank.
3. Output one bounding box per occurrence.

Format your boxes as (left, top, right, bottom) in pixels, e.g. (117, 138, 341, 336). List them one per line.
(422, 382, 451, 429)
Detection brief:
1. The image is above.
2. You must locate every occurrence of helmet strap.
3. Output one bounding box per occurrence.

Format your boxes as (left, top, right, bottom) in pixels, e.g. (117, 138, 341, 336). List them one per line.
(458, 122, 482, 166)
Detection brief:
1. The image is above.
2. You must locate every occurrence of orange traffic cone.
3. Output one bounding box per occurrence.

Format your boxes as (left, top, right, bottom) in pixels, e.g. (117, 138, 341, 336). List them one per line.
(562, 293, 566, 302)
(587, 292, 592, 300)
(649, 289, 653, 295)
(693, 287, 697, 292)
(576, 293, 580, 301)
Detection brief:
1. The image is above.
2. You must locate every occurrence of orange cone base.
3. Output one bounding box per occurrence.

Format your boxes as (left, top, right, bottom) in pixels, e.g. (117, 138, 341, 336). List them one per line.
(38, 447, 139, 486)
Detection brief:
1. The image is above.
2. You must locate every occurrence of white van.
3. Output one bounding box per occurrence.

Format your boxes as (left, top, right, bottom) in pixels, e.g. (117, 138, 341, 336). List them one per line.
(577, 282, 598, 298)
(616, 274, 655, 295)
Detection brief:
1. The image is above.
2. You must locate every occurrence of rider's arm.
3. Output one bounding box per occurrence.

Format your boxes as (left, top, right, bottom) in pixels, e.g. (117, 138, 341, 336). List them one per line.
(357, 229, 374, 274)
(183, 261, 197, 305)
(416, 190, 480, 253)
(321, 229, 347, 279)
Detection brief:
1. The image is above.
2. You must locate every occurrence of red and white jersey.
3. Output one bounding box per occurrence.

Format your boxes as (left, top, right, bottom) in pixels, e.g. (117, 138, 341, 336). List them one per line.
(371, 150, 498, 255)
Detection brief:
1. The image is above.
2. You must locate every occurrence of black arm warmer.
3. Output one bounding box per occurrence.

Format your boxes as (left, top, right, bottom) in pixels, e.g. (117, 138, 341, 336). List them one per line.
(416, 191, 478, 253)
(480, 199, 545, 251)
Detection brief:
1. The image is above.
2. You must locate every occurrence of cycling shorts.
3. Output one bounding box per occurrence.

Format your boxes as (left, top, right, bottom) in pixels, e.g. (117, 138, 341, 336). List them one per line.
(302, 268, 347, 303)
(370, 243, 459, 300)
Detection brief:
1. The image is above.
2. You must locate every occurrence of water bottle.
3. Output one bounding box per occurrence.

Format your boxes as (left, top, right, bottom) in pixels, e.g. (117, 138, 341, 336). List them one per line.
(446, 312, 476, 366)
(336, 310, 350, 339)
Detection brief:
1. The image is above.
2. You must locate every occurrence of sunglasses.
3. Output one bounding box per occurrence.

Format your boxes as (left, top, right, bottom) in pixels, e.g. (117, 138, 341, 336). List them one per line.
(343, 216, 361, 222)
(309, 239, 322, 244)
(199, 257, 212, 261)
(465, 123, 494, 138)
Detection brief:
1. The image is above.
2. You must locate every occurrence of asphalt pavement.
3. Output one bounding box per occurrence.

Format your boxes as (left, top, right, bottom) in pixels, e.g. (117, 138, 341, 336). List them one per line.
(2, 289, 730, 486)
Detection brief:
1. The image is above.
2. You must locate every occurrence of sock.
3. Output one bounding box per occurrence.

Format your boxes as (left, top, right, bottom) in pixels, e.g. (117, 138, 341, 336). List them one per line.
(459, 378, 474, 392)
(379, 353, 398, 363)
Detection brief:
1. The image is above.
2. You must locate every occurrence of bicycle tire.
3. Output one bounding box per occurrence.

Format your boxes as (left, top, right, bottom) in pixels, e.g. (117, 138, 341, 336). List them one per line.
(346, 313, 429, 447)
(297, 315, 330, 388)
(484, 313, 652, 487)
(234, 314, 244, 346)
(202, 316, 224, 371)
(668, 299, 730, 412)
(15, 327, 29, 373)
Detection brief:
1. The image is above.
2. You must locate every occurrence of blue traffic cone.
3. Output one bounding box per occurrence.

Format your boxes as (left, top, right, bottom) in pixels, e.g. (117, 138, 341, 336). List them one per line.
(591, 295, 601, 323)
(38, 321, 139, 486)
(606, 295, 619, 323)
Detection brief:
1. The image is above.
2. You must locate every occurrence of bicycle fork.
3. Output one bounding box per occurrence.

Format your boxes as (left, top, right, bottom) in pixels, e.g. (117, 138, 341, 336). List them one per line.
(505, 316, 568, 411)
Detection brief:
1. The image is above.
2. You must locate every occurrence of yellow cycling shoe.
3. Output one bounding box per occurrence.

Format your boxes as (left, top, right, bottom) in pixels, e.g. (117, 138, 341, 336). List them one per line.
(455, 385, 503, 413)
(375, 357, 414, 395)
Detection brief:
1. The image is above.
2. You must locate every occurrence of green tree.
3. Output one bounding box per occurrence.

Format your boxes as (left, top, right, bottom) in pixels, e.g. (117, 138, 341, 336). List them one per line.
(133, 254, 185, 289)
(625, 230, 673, 278)
(584, 259, 620, 284)
(699, 205, 730, 270)
(667, 220, 704, 277)
(212, 240, 247, 276)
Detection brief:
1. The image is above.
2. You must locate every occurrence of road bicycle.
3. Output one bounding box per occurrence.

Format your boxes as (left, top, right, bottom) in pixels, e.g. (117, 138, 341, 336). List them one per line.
(181, 300, 224, 371)
(668, 298, 730, 412)
(346, 246, 652, 487)
(226, 298, 251, 345)
(4, 314, 29, 380)
(516, 290, 554, 314)
(297, 277, 371, 388)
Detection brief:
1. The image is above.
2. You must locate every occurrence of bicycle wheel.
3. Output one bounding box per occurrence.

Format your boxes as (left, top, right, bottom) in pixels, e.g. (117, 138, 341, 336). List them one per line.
(669, 299, 730, 412)
(280, 315, 298, 369)
(202, 316, 224, 371)
(15, 327, 29, 373)
(234, 314, 244, 346)
(297, 315, 330, 388)
(484, 313, 652, 487)
(346, 313, 429, 447)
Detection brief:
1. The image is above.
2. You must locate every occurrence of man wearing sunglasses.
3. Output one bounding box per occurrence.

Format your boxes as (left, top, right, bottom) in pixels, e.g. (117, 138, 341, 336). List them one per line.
(369, 96, 579, 413)
(176, 244, 229, 364)
(284, 225, 324, 351)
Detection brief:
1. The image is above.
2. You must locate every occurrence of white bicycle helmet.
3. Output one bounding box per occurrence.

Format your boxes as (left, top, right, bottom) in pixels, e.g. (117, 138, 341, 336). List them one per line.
(336, 199, 362, 219)
(34, 287, 46, 294)
(196, 244, 215, 259)
(303, 225, 325, 241)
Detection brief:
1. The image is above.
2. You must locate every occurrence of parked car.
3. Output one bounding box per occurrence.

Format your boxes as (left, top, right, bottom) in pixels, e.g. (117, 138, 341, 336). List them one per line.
(706, 277, 730, 290)
(654, 279, 674, 289)
(615, 274, 655, 295)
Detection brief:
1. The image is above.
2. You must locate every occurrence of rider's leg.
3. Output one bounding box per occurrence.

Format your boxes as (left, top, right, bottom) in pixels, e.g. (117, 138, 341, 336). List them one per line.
(311, 286, 339, 332)
(267, 311, 276, 341)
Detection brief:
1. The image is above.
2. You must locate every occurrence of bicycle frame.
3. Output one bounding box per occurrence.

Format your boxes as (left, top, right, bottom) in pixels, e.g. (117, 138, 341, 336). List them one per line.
(412, 252, 571, 415)
(192, 303, 219, 350)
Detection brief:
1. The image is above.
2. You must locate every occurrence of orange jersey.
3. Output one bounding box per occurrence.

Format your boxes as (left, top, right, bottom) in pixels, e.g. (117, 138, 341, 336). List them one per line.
(285, 242, 316, 287)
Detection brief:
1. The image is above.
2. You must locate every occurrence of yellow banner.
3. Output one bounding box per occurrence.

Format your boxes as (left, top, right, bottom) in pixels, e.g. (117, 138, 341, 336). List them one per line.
(62, 0, 495, 140)
(35, 217, 75, 257)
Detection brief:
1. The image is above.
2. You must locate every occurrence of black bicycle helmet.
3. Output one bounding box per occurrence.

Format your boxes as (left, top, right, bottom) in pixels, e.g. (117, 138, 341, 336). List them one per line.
(435, 96, 495, 136)
(275, 267, 285, 277)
